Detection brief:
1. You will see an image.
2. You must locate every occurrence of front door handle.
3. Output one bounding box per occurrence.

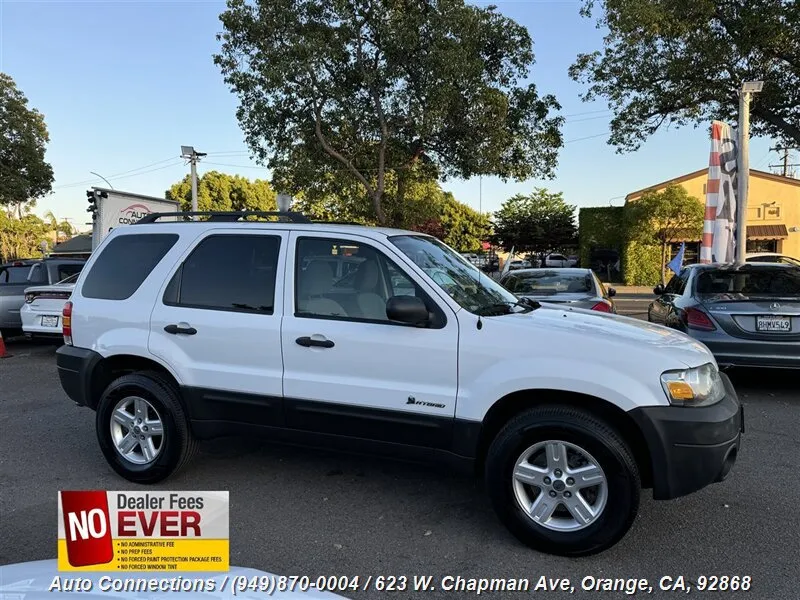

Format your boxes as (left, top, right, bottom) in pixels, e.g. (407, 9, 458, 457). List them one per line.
(164, 324, 197, 335)
(296, 336, 334, 348)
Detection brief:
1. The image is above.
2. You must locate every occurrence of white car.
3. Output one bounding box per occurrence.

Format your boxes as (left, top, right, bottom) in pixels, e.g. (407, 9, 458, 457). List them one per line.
(543, 253, 579, 268)
(20, 273, 78, 338)
(745, 252, 800, 267)
(55, 210, 743, 557)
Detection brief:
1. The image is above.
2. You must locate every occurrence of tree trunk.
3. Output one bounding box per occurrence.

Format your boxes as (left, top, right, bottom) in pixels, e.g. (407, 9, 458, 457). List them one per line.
(661, 242, 668, 285)
(372, 190, 387, 226)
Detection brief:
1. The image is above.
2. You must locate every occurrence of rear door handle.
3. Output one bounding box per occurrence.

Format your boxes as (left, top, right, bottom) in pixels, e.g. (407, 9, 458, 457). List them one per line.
(296, 336, 334, 348)
(164, 324, 197, 335)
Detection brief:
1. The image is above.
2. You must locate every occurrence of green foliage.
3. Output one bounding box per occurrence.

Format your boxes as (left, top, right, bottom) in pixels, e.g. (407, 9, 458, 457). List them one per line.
(437, 193, 492, 252)
(292, 172, 490, 251)
(0, 73, 54, 215)
(624, 185, 702, 283)
(0, 211, 55, 262)
(492, 188, 577, 260)
(165, 171, 277, 212)
(570, 1, 800, 150)
(215, 0, 563, 225)
(578, 206, 623, 267)
(622, 240, 661, 286)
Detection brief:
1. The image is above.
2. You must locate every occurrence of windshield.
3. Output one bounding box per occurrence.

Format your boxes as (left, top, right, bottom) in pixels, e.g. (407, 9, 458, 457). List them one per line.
(57, 273, 80, 285)
(695, 267, 800, 297)
(510, 271, 594, 295)
(389, 235, 518, 313)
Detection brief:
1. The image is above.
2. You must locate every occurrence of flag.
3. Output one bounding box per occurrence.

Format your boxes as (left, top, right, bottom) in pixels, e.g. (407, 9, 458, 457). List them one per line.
(700, 121, 738, 263)
(500, 246, 515, 278)
(667, 242, 686, 275)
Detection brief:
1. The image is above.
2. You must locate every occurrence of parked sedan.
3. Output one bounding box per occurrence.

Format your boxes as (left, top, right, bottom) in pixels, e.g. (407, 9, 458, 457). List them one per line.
(648, 262, 800, 368)
(499, 267, 617, 313)
(0, 258, 85, 337)
(20, 273, 79, 339)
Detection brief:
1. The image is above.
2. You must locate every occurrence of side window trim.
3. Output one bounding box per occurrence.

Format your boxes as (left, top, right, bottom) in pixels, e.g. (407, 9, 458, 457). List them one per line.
(162, 232, 283, 315)
(292, 234, 447, 329)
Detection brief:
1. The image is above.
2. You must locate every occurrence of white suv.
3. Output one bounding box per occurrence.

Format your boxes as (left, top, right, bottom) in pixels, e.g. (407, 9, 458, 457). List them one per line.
(56, 211, 744, 557)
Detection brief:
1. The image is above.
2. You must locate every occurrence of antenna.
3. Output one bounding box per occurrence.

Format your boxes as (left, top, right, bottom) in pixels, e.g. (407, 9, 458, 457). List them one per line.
(477, 174, 484, 330)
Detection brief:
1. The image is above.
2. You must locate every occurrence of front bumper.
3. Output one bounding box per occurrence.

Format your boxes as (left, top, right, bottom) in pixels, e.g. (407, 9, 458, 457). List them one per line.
(629, 372, 743, 500)
(56, 345, 103, 408)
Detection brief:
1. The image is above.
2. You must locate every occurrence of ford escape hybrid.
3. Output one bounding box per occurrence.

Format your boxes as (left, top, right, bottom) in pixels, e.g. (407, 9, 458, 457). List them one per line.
(56, 211, 744, 556)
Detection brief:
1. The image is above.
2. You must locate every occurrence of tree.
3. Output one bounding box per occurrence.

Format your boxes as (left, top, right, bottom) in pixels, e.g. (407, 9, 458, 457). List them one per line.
(492, 189, 577, 264)
(215, 0, 563, 226)
(433, 193, 492, 252)
(0, 212, 52, 262)
(165, 171, 277, 212)
(569, 1, 800, 151)
(0, 73, 54, 216)
(292, 170, 491, 250)
(624, 185, 703, 284)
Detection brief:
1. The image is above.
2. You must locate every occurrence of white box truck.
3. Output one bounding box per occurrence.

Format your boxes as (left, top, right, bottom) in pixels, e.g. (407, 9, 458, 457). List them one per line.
(88, 188, 181, 250)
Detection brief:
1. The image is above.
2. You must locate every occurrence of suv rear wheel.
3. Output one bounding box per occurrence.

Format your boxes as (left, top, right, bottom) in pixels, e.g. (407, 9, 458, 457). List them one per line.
(485, 406, 640, 556)
(95, 371, 197, 483)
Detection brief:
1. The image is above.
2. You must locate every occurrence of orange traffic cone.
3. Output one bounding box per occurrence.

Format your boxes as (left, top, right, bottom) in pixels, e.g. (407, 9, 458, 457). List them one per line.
(0, 329, 10, 359)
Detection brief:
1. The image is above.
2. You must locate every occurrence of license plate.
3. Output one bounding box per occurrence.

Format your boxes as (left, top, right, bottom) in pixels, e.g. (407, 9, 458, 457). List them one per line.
(41, 315, 59, 328)
(755, 315, 791, 332)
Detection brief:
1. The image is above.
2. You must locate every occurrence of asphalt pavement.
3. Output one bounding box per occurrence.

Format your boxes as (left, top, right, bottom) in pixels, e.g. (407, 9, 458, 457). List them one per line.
(1, 331, 798, 599)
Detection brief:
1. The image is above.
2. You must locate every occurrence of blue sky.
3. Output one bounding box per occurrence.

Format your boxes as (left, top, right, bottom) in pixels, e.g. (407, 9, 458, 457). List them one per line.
(1, 0, 783, 231)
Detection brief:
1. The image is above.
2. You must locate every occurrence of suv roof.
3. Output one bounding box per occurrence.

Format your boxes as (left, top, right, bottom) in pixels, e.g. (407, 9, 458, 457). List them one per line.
(131, 210, 420, 238)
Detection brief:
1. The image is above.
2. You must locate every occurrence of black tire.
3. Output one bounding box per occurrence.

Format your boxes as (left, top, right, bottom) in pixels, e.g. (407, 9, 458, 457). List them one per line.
(485, 405, 640, 557)
(95, 371, 197, 483)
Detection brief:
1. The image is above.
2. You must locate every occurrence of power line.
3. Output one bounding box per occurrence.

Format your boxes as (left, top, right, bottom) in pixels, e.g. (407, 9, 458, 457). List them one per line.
(564, 131, 609, 144)
(55, 161, 183, 190)
(54, 156, 182, 189)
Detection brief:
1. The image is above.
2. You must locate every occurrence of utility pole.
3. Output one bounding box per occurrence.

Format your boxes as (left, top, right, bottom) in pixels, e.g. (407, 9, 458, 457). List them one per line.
(768, 146, 800, 177)
(181, 146, 207, 219)
(735, 81, 764, 264)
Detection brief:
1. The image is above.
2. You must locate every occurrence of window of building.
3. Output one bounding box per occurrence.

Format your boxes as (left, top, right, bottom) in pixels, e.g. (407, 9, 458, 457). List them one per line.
(746, 239, 778, 253)
(164, 234, 281, 314)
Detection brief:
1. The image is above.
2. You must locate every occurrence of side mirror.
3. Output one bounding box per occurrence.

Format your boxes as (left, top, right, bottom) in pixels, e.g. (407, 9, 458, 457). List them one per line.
(653, 284, 665, 295)
(386, 296, 429, 326)
(607, 287, 617, 297)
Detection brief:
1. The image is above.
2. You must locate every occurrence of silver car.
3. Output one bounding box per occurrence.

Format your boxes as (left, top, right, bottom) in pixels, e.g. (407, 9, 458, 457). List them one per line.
(648, 262, 800, 368)
(499, 268, 617, 313)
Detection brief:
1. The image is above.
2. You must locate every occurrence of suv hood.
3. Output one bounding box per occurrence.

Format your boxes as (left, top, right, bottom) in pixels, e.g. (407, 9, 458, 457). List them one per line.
(500, 304, 714, 369)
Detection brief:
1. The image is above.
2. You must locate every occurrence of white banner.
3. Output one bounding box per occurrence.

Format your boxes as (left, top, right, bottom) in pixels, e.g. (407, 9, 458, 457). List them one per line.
(700, 122, 738, 263)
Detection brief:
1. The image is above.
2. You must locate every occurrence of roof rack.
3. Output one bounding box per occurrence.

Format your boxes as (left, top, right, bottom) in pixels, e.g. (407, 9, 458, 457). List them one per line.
(135, 211, 312, 224)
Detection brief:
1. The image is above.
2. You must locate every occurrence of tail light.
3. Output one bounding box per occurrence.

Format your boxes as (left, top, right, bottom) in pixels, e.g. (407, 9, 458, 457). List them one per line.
(25, 292, 35, 303)
(62, 301, 73, 346)
(684, 307, 716, 331)
(591, 301, 613, 313)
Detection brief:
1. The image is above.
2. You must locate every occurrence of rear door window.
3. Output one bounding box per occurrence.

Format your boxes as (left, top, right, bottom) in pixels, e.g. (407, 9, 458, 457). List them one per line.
(0, 266, 33, 284)
(82, 234, 179, 300)
(163, 234, 281, 314)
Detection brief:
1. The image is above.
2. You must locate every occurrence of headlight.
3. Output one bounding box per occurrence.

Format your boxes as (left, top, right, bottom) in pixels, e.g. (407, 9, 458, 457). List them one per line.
(660, 363, 726, 407)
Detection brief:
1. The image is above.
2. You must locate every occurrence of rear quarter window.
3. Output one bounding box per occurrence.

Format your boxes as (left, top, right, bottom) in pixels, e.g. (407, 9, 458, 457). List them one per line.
(81, 234, 179, 300)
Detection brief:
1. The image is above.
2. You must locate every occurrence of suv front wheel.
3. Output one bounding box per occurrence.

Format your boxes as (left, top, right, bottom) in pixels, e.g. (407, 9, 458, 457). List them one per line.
(485, 405, 640, 556)
(95, 371, 197, 483)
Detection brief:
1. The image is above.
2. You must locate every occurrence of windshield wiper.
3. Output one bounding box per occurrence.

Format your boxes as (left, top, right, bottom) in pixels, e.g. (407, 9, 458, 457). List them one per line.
(475, 298, 540, 316)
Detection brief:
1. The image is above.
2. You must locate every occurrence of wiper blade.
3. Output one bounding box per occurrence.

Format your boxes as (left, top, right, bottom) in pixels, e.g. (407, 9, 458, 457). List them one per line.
(476, 299, 540, 316)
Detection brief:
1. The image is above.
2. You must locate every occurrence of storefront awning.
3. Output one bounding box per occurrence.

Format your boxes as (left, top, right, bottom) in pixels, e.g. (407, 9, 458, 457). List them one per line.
(747, 224, 789, 240)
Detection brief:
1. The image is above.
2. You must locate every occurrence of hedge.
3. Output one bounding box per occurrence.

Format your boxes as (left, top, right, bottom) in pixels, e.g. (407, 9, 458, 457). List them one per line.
(577, 207, 624, 268)
(622, 240, 662, 286)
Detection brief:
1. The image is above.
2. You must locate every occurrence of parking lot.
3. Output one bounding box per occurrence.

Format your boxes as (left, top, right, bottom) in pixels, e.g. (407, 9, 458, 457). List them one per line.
(1, 329, 798, 599)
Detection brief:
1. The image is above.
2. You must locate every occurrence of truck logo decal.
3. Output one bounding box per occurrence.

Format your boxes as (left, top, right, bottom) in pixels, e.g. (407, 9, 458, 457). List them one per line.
(406, 396, 445, 409)
(118, 203, 153, 225)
